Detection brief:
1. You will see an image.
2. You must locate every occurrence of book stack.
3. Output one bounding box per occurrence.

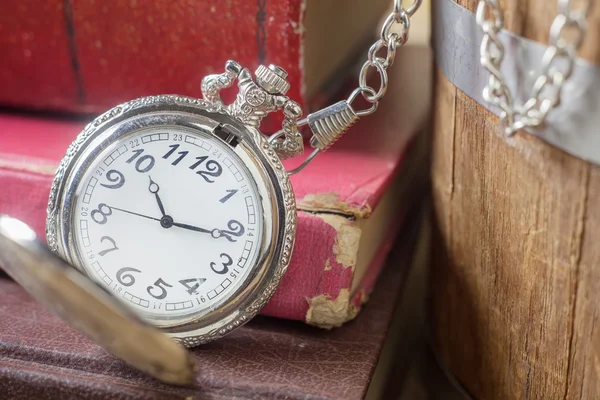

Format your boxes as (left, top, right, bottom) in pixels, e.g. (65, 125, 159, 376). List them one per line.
(0, 56, 427, 326)
(0, 1, 430, 327)
(0, 0, 432, 396)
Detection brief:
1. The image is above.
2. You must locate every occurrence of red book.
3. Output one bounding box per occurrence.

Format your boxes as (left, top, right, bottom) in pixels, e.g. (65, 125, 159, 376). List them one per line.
(0, 116, 422, 327)
(0, 0, 390, 132)
(0, 46, 431, 325)
(0, 118, 424, 329)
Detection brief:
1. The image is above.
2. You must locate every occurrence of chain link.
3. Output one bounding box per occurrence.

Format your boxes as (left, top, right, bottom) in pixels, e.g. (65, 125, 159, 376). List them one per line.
(355, 0, 422, 107)
(361, 1, 419, 104)
(286, 1, 423, 174)
(288, 0, 423, 174)
(477, 0, 590, 136)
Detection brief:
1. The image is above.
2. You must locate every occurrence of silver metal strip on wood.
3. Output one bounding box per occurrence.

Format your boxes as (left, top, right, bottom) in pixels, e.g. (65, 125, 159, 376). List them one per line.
(433, 0, 600, 165)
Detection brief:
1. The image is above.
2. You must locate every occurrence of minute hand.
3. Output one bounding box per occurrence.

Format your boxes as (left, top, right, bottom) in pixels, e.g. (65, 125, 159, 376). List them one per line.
(109, 206, 161, 222)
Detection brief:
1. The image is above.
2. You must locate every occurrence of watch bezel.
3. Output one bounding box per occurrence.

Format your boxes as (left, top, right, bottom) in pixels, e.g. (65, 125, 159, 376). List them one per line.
(46, 95, 296, 346)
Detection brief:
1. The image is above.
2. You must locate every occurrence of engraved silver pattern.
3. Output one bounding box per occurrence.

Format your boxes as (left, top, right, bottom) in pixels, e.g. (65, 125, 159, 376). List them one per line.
(201, 61, 303, 160)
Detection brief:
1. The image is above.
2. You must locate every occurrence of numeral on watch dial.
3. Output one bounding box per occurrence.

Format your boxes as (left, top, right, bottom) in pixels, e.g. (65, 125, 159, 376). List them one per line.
(100, 170, 125, 189)
(220, 189, 238, 203)
(116, 267, 141, 287)
(163, 144, 189, 165)
(98, 236, 119, 256)
(147, 278, 173, 300)
(126, 149, 155, 173)
(91, 203, 113, 225)
(211, 253, 233, 274)
(179, 278, 207, 295)
(219, 220, 245, 242)
(163, 144, 223, 183)
(77, 128, 261, 317)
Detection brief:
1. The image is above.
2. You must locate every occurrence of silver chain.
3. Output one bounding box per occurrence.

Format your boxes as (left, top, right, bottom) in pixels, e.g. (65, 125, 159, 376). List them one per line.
(358, 0, 421, 105)
(283, 0, 423, 174)
(477, 0, 590, 136)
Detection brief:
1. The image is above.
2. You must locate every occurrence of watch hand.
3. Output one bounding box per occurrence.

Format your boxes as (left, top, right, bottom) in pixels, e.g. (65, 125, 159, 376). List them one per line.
(109, 203, 216, 235)
(108, 206, 162, 222)
(173, 219, 245, 242)
(148, 176, 167, 217)
(171, 221, 215, 236)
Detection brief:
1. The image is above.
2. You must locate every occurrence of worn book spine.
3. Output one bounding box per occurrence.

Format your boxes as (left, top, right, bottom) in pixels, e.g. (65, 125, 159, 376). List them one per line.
(262, 208, 407, 328)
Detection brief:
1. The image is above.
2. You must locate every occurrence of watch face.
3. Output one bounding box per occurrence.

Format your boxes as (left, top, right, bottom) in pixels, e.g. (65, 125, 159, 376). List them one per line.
(48, 97, 296, 345)
(70, 125, 264, 323)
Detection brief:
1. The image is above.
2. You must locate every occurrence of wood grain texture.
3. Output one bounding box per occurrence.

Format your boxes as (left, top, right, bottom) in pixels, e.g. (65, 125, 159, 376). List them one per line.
(430, 2, 600, 398)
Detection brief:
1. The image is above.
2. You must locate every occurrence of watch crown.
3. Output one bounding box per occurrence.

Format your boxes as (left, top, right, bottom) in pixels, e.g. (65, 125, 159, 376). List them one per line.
(255, 64, 291, 95)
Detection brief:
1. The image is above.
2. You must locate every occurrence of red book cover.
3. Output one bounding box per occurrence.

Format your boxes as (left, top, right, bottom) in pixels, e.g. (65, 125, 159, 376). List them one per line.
(0, 107, 423, 328)
(0, 0, 390, 133)
(0, 113, 420, 327)
(0, 43, 432, 325)
(0, 1, 301, 115)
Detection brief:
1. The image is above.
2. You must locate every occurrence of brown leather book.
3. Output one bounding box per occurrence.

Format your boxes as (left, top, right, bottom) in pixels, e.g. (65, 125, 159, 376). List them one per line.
(0, 211, 422, 400)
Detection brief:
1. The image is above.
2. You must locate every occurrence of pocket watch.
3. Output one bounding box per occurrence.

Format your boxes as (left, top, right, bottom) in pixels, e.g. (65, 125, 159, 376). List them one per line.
(44, 1, 423, 347)
(46, 62, 301, 347)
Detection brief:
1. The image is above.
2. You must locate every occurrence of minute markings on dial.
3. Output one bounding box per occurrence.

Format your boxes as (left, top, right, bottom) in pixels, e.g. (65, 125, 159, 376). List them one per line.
(77, 129, 263, 317)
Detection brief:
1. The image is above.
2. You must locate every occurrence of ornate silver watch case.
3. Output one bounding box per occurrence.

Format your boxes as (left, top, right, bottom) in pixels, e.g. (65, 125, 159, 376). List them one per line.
(47, 61, 300, 346)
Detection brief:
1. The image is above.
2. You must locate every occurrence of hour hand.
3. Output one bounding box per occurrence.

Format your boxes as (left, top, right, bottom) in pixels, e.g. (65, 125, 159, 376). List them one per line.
(148, 176, 167, 217)
(180, 220, 244, 242)
(171, 219, 245, 242)
(171, 221, 215, 236)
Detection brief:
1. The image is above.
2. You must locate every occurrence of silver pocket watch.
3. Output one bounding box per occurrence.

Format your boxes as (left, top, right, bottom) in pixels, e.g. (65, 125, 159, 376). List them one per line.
(46, 62, 302, 347)
(40, 0, 422, 347)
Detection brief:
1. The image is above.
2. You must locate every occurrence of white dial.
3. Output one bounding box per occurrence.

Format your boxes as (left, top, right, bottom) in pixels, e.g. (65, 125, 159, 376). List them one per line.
(72, 126, 263, 322)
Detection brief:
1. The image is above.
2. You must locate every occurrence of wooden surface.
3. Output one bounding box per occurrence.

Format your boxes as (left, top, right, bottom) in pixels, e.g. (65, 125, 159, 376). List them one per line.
(430, 1, 600, 399)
